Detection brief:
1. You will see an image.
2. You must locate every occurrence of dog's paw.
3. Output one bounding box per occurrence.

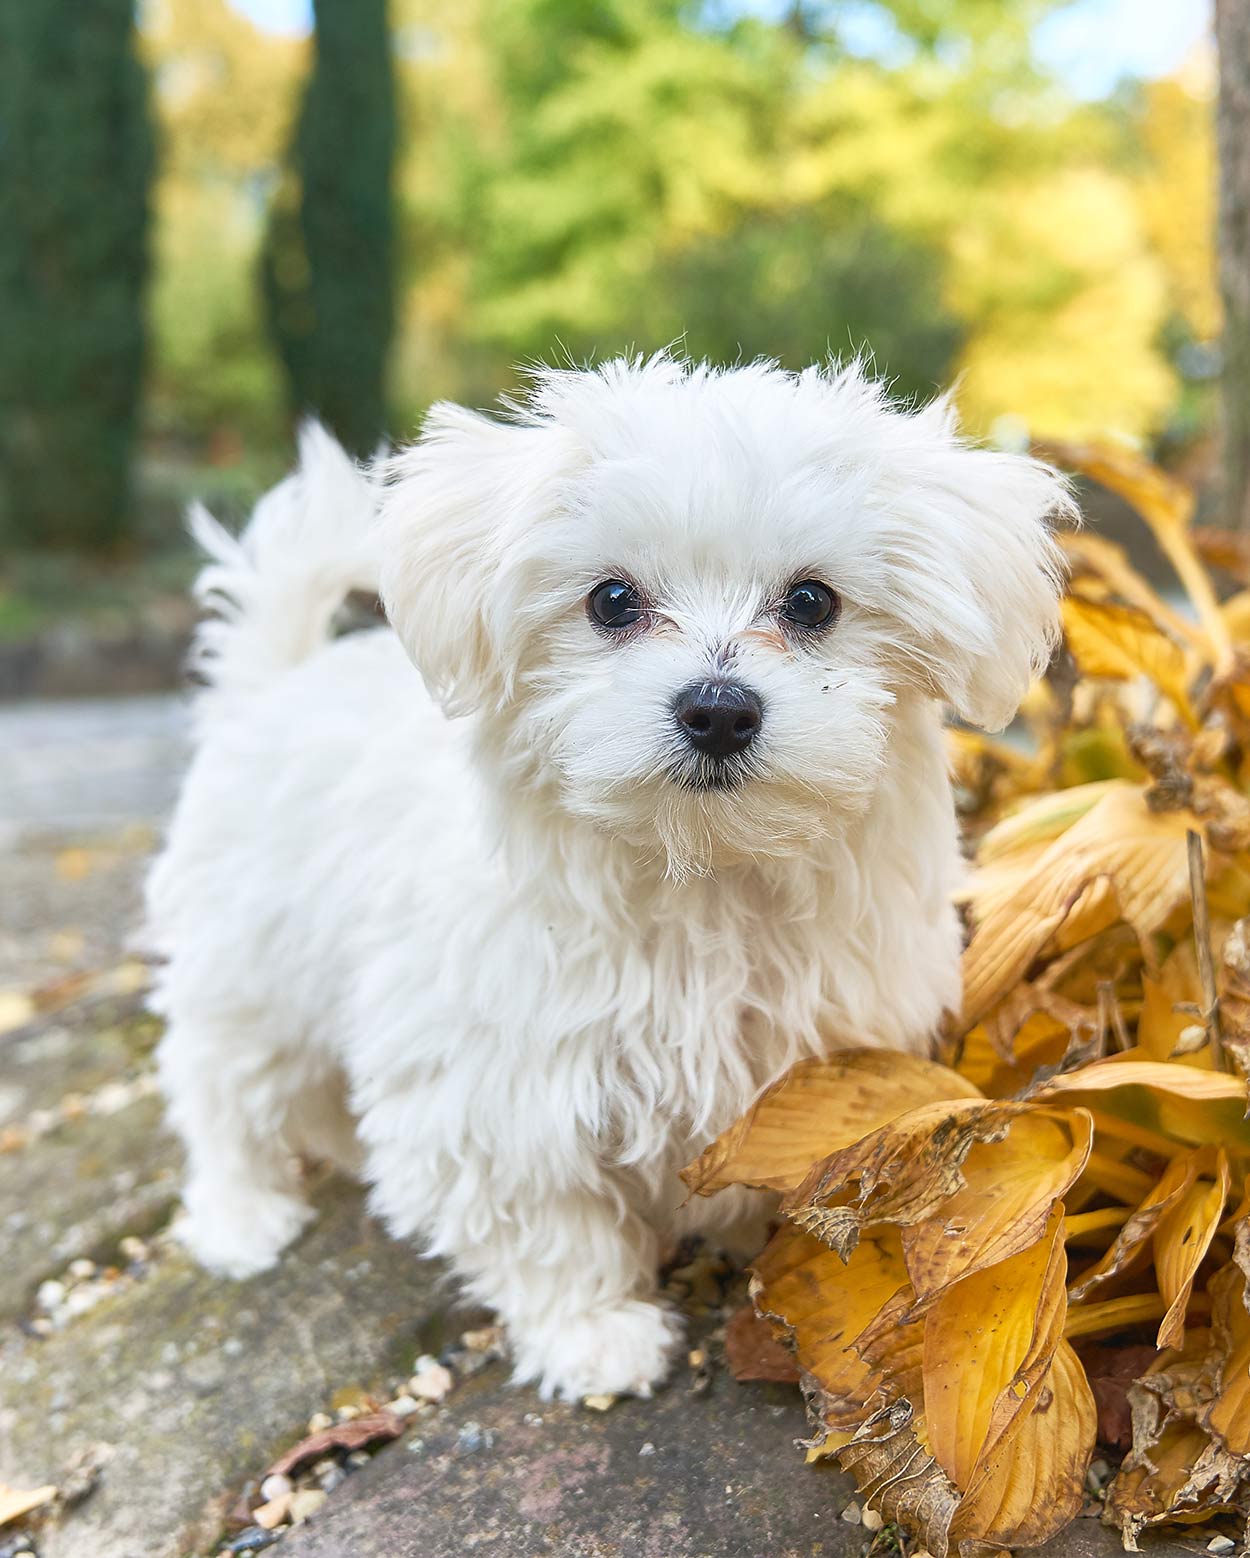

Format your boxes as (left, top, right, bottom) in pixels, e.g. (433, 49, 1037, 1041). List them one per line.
(178, 1187, 314, 1280)
(520, 1299, 683, 1401)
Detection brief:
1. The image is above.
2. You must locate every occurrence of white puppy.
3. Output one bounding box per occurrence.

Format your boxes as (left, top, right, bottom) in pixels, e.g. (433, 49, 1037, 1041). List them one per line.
(146, 355, 1070, 1399)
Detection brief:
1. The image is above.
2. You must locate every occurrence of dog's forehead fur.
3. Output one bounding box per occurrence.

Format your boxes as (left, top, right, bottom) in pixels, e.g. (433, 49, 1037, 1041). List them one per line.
(379, 352, 1073, 734)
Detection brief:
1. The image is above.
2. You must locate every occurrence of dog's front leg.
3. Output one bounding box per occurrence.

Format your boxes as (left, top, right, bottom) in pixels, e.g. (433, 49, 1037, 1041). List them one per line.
(365, 1126, 682, 1399)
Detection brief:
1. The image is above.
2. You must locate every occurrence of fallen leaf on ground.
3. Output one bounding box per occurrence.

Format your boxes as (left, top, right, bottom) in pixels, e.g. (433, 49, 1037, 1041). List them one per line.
(0, 1483, 57, 1527)
(723, 1303, 800, 1384)
(264, 1413, 403, 1479)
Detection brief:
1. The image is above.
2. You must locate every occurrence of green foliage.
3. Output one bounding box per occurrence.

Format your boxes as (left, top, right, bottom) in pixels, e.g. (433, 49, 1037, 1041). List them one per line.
(0, 0, 153, 550)
(261, 0, 397, 456)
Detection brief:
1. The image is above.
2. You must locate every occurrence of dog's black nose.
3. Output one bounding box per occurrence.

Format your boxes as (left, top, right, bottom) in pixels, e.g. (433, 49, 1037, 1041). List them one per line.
(674, 682, 763, 759)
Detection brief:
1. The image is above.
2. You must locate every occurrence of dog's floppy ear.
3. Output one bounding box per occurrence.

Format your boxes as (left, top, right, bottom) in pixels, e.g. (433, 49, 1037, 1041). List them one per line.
(377, 402, 583, 715)
(882, 405, 1075, 733)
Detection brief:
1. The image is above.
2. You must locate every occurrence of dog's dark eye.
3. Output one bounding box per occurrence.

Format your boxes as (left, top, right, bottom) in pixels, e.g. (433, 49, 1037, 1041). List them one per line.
(589, 579, 642, 630)
(780, 579, 839, 630)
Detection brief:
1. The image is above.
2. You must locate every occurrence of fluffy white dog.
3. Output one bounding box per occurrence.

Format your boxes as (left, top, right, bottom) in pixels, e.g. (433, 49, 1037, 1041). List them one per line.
(146, 354, 1071, 1399)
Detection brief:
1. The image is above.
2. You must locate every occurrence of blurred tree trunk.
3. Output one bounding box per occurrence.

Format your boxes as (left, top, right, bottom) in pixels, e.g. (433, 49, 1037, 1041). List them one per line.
(1217, 0, 1250, 530)
(261, 0, 396, 457)
(0, 0, 153, 550)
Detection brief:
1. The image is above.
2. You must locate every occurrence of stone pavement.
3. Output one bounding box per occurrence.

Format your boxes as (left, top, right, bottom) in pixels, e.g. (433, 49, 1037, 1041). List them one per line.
(0, 698, 1194, 1558)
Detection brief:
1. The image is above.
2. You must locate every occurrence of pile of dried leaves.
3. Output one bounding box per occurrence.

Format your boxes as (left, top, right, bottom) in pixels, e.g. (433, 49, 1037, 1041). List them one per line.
(684, 445, 1250, 1555)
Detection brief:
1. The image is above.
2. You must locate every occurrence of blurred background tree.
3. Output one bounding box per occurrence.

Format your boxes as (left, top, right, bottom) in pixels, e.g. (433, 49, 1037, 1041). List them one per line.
(0, 0, 1229, 563)
(1216, 0, 1250, 527)
(0, 0, 153, 550)
(261, 0, 397, 456)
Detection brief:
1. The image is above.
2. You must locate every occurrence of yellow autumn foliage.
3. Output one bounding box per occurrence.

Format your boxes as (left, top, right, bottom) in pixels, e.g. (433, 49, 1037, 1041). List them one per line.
(688, 447, 1250, 1553)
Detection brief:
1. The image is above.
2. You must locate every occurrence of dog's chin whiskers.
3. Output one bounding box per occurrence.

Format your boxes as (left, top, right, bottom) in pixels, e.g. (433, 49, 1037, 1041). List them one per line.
(667, 758, 752, 795)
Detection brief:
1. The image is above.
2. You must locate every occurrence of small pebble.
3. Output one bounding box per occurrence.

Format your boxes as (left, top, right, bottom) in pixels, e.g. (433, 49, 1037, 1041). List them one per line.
(118, 1235, 147, 1262)
(312, 1457, 338, 1477)
(36, 1279, 66, 1310)
(346, 1451, 371, 1467)
(409, 1363, 454, 1403)
(384, 1394, 421, 1418)
(412, 1352, 440, 1374)
(67, 1258, 96, 1281)
(639, 1442, 656, 1457)
(288, 1487, 327, 1524)
(840, 1501, 862, 1525)
(307, 1411, 333, 1432)
(687, 1348, 706, 1369)
(252, 1492, 292, 1531)
(461, 1325, 503, 1353)
(861, 1507, 883, 1532)
(259, 1473, 292, 1502)
(319, 1466, 346, 1493)
(523, 1412, 544, 1427)
(335, 1404, 361, 1421)
(582, 1393, 617, 1412)
(1207, 1539, 1236, 1556)
(457, 1421, 492, 1452)
(221, 1528, 278, 1554)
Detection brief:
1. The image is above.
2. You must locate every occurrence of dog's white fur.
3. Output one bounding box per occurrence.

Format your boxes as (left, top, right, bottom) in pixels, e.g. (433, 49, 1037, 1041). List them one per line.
(146, 356, 1071, 1399)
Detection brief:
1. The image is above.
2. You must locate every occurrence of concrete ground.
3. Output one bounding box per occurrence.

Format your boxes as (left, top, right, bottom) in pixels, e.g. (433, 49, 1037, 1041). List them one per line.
(0, 697, 1197, 1558)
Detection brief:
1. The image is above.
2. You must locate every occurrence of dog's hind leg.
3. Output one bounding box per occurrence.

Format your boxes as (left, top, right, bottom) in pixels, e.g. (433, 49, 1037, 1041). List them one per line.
(158, 1015, 317, 1279)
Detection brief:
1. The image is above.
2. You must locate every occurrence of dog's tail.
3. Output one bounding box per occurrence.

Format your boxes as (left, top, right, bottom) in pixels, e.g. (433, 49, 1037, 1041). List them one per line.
(186, 421, 379, 713)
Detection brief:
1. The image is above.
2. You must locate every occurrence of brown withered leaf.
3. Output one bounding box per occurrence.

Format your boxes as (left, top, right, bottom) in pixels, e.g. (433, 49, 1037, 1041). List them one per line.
(723, 1303, 800, 1385)
(1220, 916, 1250, 1076)
(1195, 525, 1250, 583)
(781, 1099, 1025, 1260)
(1108, 1420, 1244, 1551)
(836, 1399, 959, 1558)
(681, 1050, 981, 1198)
(1074, 1343, 1160, 1451)
(264, 1412, 404, 1479)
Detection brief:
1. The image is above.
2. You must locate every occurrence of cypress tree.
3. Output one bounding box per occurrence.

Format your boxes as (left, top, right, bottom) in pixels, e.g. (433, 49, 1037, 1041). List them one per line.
(0, 0, 154, 550)
(261, 0, 396, 457)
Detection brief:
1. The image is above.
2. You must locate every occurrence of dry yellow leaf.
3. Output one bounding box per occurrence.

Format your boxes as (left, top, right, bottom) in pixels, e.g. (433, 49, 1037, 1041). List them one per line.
(951, 1339, 1095, 1551)
(1046, 440, 1234, 677)
(1037, 1056, 1250, 1151)
(1068, 1149, 1200, 1304)
(1061, 530, 1202, 647)
(901, 1108, 1092, 1306)
(961, 784, 1198, 1027)
(0, 1482, 56, 1527)
(680, 1049, 981, 1198)
(749, 1222, 910, 1428)
(1206, 1262, 1250, 1456)
(925, 1208, 1095, 1550)
(1153, 1149, 1229, 1349)
(923, 1208, 1068, 1491)
(1061, 595, 1194, 723)
(0, 991, 35, 1037)
(782, 1099, 1025, 1260)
